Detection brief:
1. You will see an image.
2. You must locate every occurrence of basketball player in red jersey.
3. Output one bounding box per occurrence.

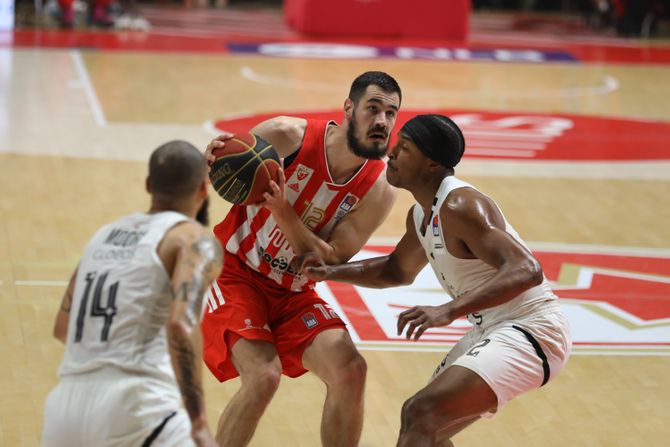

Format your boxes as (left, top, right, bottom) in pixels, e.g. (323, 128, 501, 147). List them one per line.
(202, 72, 402, 446)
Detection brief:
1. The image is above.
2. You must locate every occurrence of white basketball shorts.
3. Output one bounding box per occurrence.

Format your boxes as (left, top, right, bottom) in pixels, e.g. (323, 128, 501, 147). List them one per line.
(431, 307, 571, 418)
(42, 367, 194, 447)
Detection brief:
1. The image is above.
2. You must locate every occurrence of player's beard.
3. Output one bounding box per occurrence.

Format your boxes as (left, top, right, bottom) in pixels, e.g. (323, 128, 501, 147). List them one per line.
(196, 197, 209, 226)
(346, 112, 388, 160)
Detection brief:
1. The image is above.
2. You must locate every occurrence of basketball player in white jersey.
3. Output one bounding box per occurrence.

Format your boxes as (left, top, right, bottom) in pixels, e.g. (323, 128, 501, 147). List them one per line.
(42, 141, 222, 447)
(299, 114, 572, 446)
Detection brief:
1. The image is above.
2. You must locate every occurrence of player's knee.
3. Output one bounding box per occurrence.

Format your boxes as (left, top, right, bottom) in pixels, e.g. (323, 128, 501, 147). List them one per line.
(245, 361, 282, 398)
(400, 394, 441, 435)
(332, 352, 367, 391)
(345, 352, 367, 383)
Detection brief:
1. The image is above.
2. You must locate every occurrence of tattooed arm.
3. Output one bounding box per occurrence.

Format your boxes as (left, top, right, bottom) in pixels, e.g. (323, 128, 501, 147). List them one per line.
(163, 223, 223, 447)
(53, 267, 78, 343)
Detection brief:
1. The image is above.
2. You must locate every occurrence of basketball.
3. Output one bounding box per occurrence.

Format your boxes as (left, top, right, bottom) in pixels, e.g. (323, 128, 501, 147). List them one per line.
(209, 133, 281, 206)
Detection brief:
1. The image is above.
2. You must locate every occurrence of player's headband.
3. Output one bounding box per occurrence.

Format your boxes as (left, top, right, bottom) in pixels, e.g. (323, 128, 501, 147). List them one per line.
(400, 114, 465, 168)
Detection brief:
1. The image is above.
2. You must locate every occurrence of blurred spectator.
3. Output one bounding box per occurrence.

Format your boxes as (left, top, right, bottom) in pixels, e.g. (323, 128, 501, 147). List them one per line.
(57, 0, 113, 27)
(44, 0, 149, 30)
(609, 0, 669, 36)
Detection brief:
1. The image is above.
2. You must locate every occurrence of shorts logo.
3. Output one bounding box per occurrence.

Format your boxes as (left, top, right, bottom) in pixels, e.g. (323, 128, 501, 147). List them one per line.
(302, 312, 319, 329)
(239, 318, 270, 332)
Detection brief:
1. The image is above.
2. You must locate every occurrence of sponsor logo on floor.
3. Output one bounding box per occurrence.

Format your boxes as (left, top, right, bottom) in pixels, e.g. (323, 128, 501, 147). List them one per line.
(318, 244, 670, 355)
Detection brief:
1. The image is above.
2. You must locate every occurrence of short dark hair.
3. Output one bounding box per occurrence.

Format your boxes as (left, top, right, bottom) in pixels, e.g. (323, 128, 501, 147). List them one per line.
(148, 140, 207, 199)
(348, 71, 402, 105)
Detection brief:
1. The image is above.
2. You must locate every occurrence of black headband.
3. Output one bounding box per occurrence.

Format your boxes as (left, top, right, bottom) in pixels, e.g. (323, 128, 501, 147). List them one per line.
(400, 114, 465, 168)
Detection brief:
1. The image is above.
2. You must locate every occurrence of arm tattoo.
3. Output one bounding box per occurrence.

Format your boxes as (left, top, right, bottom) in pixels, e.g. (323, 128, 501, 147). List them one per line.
(176, 234, 223, 325)
(168, 330, 205, 419)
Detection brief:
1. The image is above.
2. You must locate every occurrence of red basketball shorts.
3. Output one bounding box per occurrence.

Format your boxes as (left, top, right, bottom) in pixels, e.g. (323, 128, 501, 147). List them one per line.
(201, 253, 347, 381)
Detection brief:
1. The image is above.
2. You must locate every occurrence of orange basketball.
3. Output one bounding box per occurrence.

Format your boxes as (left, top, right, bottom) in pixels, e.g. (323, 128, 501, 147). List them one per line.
(209, 133, 281, 206)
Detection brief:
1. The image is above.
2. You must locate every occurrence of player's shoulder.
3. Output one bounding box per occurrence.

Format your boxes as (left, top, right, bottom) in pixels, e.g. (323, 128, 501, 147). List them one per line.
(360, 168, 397, 209)
(441, 185, 502, 228)
(254, 116, 307, 157)
(165, 221, 222, 260)
(266, 116, 308, 139)
(170, 220, 212, 241)
(443, 183, 486, 209)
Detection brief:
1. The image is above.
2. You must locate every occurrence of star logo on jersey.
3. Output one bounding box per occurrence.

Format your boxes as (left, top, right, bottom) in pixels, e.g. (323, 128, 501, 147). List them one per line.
(285, 164, 313, 196)
(296, 165, 311, 181)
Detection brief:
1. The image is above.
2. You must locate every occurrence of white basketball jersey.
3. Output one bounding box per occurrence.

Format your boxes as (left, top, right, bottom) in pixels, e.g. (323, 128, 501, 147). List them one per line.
(413, 176, 557, 328)
(59, 211, 188, 384)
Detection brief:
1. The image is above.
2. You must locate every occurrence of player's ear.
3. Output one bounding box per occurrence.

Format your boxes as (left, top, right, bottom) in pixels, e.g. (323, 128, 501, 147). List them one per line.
(427, 160, 443, 173)
(344, 98, 354, 119)
(198, 177, 208, 198)
(145, 176, 151, 194)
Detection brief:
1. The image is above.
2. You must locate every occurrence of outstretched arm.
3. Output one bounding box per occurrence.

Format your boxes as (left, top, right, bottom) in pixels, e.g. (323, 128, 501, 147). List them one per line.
(300, 206, 428, 287)
(166, 225, 223, 447)
(53, 266, 78, 343)
(264, 170, 398, 265)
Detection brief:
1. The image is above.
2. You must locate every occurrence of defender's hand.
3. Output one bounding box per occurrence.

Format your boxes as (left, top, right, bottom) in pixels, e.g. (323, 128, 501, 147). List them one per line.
(397, 304, 455, 341)
(296, 252, 330, 282)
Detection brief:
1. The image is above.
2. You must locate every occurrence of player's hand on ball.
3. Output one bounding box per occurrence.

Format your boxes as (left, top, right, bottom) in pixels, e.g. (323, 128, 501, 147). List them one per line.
(205, 132, 235, 167)
(397, 304, 455, 341)
(259, 159, 288, 212)
(296, 252, 330, 281)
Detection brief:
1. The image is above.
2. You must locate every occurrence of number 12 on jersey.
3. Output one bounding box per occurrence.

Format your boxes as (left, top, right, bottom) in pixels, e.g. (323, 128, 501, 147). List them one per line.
(74, 271, 119, 343)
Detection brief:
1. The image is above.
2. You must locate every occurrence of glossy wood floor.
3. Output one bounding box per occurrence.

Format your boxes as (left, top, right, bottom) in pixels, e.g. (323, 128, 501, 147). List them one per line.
(2, 21, 670, 447)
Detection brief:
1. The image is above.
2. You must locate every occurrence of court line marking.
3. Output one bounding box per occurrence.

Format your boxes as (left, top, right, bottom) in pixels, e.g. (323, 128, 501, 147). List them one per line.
(367, 239, 670, 258)
(241, 66, 619, 98)
(356, 343, 670, 356)
(70, 49, 107, 128)
(12, 242, 670, 287)
(7, 245, 669, 275)
(14, 280, 69, 287)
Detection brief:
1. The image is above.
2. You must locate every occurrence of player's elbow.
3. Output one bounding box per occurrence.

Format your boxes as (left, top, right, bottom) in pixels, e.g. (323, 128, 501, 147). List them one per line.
(53, 316, 68, 343)
(166, 318, 192, 341)
(53, 326, 67, 343)
(395, 270, 416, 286)
(388, 255, 416, 286)
(520, 257, 544, 288)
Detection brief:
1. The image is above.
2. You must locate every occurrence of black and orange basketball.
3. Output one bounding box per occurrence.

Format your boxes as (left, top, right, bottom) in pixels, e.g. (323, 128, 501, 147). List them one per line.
(209, 133, 281, 206)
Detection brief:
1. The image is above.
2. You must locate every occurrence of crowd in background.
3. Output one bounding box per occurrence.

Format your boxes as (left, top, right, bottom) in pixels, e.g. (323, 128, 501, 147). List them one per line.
(15, 0, 670, 38)
(474, 0, 670, 37)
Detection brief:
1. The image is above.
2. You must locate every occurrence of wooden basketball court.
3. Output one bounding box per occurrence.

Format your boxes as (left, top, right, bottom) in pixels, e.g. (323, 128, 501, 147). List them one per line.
(1, 7, 670, 446)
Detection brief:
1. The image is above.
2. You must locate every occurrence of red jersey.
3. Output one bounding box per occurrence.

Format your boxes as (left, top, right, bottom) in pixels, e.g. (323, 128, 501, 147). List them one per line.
(213, 118, 385, 292)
